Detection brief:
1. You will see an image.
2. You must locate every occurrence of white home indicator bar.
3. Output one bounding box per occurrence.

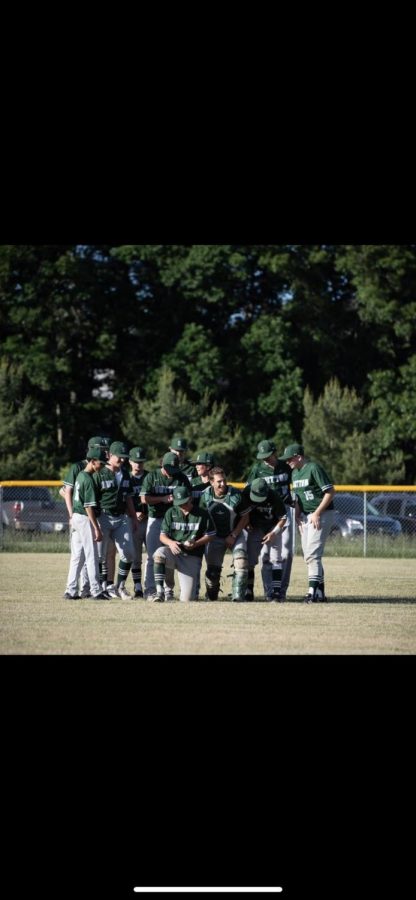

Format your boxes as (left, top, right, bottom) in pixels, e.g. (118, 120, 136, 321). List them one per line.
(133, 890, 283, 894)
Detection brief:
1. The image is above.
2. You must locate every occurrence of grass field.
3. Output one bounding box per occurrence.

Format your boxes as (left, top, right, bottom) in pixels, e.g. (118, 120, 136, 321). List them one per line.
(1, 551, 415, 654)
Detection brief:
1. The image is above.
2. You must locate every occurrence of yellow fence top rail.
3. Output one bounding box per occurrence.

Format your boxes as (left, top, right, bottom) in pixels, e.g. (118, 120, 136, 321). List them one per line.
(0, 481, 63, 487)
(1, 481, 416, 491)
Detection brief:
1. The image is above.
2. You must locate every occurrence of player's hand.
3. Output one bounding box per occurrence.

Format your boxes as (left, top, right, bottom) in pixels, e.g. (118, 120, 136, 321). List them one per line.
(310, 512, 321, 530)
(93, 527, 102, 542)
(164, 495, 173, 503)
(225, 533, 236, 548)
(170, 540, 182, 555)
(262, 531, 274, 544)
(137, 512, 146, 521)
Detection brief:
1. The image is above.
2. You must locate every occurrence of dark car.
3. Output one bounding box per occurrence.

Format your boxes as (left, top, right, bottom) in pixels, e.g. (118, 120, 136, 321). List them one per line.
(371, 492, 416, 536)
(1, 486, 68, 532)
(331, 492, 402, 538)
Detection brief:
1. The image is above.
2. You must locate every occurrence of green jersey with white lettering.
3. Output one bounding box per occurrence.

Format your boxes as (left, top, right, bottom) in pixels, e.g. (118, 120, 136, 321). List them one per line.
(73, 470, 99, 516)
(199, 485, 249, 538)
(141, 469, 191, 518)
(93, 466, 134, 515)
(244, 459, 293, 504)
(160, 503, 216, 558)
(292, 460, 334, 514)
(239, 485, 286, 531)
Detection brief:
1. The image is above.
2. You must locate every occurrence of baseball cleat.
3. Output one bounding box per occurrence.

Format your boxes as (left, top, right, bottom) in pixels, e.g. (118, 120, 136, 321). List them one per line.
(105, 584, 119, 598)
(118, 587, 132, 599)
(245, 588, 254, 602)
(92, 591, 111, 600)
(63, 591, 80, 600)
(134, 585, 144, 598)
(80, 588, 91, 598)
(270, 589, 284, 602)
(164, 589, 175, 601)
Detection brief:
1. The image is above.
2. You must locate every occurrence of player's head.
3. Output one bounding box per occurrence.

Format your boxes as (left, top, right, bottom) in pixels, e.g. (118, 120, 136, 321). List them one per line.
(256, 439, 277, 462)
(162, 452, 182, 477)
(208, 466, 227, 496)
(280, 442, 304, 469)
(172, 484, 193, 512)
(88, 435, 111, 459)
(129, 447, 146, 473)
(109, 440, 130, 469)
(194, 450, 215, 476)
(249, 477, 269, 504)
(169, 435, 188, 460)
(86, 447, 108, 470)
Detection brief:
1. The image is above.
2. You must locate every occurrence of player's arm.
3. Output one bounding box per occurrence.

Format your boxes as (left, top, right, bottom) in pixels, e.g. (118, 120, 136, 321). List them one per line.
(310, 486, 335, 529)
(126, 495, 138, 531)
(85, 505, 102, 542)
(225, 511, 250, 548)
(262, 514, 288, 544)
(62, 485, 74, 519)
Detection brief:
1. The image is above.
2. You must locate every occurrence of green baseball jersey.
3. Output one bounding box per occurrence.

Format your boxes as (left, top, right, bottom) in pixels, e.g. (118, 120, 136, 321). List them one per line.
(141, 469, 191, 518)
(179, 459, 197, 479)
(245, 459, 293, 504)
(191, 475, 211, 498)
(160, 502, 216, 558)
(198, 485, 249, 538)
(239, 485, 286, 531)
(63, 459, 87, 490)
(130, 469, 149, 514)
(292, 459, 334, 514)
(73, 470, 99, 516)
(92, 465, 134, 516)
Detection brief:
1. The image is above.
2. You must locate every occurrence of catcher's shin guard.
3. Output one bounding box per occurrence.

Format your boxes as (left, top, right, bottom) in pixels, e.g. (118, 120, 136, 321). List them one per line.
(231, 548, 248, 601)
(205, 565, 221, 601)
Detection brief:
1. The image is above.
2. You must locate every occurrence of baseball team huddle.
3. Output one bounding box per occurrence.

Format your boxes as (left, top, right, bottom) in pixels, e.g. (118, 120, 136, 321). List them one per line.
(62, 435, 335, 603)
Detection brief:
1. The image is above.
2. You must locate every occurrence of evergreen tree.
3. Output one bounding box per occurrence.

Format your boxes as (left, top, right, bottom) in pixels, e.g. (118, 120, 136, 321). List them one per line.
(121, 367, 243, 478)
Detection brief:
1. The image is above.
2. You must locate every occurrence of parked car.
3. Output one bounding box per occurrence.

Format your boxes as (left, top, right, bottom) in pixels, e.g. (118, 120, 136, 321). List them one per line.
(331, 492, 402, 538)
(0, 486, 68, 532)
(371, 492, 416, 536)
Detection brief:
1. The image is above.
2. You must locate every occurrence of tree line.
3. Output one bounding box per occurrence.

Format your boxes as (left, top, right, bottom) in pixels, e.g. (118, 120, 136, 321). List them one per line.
(1, 244, 415, 483)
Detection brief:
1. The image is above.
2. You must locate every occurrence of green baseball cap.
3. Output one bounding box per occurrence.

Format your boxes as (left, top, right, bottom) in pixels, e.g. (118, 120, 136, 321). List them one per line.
(172, 485, 192, 506)
(256, 439, 276, 460)
(110, 441, 130, 458)
(88, 435, 111, 449)
(129, 446, 147, 462)
(280, 442, 304, 460)
(86, 448, 108, 463)
(170, 436, 188, 451)
(249, 477, 269, 502)
(194, 451, 215, 466)
(162, 452, 181, 474)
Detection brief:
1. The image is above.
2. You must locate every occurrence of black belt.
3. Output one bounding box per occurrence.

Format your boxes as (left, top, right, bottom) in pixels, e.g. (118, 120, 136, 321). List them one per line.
(101, 509, 123, 516)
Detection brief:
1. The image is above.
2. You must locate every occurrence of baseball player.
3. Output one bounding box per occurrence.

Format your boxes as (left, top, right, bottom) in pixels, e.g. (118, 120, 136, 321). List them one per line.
(280, 442, 335, 602)
(153, 484, 216, 602)
(128, 446, 149, 597)
(63, 448, 110, 600)
(92, 440, 138, 598)
(61, 435, 112, 597)
(140, 452, 191, 600)
(198, 467, 250, 602)
(238, 477, 288, 601)
(190, 451, 215, 498)
(245, 439, 294, 600)
(169, 436, 197, 479)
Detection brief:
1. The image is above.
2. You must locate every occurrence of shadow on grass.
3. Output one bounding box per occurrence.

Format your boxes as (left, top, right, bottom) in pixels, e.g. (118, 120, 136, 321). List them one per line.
(284, 596, 416, 604)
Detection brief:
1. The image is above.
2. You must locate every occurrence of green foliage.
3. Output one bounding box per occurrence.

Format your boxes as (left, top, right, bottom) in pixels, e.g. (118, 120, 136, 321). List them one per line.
(0, 363, 58, 478)
(2, 243, 416, 483)
(121, 367, 243, 477)
(302, 379, 405, 484)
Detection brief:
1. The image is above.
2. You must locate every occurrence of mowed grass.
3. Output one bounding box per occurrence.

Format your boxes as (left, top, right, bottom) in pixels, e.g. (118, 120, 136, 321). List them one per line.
(1, 552, 415, 655)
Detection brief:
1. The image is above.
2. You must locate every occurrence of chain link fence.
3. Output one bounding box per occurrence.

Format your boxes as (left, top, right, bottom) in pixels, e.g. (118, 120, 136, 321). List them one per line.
(1, 482, 416, 555)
